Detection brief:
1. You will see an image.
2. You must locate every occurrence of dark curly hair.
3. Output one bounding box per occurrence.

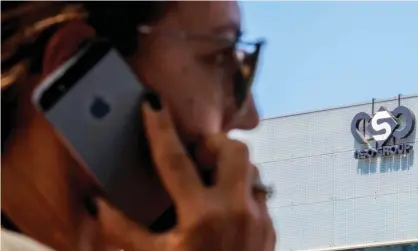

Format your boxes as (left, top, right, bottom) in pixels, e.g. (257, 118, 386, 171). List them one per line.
(1, 1, 173, 151)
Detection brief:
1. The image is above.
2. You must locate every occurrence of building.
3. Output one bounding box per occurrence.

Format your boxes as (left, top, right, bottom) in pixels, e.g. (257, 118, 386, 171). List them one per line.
(232, 94, 418, 251)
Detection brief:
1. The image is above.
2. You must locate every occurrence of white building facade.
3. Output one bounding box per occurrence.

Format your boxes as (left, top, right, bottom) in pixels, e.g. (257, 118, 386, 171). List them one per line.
(233, 95, 418, 251)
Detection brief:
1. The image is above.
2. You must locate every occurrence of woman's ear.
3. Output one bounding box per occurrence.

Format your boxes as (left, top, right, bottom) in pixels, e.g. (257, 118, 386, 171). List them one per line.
(43, 20, 96, 77)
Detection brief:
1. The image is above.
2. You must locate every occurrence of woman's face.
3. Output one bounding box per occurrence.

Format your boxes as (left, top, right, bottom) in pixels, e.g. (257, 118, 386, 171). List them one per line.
(133, 1, 260, 144)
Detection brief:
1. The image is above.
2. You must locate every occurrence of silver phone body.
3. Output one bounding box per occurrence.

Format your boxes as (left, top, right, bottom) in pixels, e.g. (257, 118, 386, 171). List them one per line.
(32, 41, 171, 226)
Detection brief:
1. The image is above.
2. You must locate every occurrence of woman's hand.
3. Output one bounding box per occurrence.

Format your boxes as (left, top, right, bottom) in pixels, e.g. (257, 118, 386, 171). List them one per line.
(94, 97, 276, 251)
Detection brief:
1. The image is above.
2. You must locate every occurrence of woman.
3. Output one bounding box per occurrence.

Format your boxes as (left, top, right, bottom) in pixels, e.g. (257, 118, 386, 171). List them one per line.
(1, 1, 275, 251)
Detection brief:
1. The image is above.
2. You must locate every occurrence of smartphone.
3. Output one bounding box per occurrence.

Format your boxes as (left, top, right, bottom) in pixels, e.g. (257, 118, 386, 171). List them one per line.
(32, 39, 172, 227)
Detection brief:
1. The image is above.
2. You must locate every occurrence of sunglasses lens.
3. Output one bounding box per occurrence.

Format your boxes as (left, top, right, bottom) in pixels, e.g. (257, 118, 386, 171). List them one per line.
(233, 42, 263, 108)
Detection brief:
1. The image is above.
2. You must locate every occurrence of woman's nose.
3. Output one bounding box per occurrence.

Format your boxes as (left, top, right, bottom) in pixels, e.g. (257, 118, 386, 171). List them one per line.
(227, 93, 260, 131)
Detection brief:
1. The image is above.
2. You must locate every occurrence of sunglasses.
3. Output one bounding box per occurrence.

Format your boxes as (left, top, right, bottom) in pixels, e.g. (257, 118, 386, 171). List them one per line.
(1, 12, 265, 111)
(137, 25, 265, 109)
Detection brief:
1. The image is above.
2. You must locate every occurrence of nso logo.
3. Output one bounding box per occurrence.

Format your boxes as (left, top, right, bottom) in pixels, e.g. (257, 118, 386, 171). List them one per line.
(351, 106, 415, 159)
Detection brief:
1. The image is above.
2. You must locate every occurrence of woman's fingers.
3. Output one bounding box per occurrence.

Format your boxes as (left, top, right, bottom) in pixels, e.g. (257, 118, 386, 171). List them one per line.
(263, 218, 277, 251)
(252, 166, 276, 251)
(96, 198, 163, 251)
(202, 135, 253, 196)
(252, 167, 270, 203)
(142, 97, 204, 203)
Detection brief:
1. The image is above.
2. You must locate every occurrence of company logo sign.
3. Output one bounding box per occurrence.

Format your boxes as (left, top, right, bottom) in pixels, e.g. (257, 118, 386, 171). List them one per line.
(351, 106, 415, 159)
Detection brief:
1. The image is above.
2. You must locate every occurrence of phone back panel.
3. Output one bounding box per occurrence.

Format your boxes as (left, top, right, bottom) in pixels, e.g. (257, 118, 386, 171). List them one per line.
(34, 49, 171, 226)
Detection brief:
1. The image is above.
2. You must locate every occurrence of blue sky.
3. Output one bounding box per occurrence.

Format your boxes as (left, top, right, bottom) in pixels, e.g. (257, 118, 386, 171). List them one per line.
(241, 2, 418, 119)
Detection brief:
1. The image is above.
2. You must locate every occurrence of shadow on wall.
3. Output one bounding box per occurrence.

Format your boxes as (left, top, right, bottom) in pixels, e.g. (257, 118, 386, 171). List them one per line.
(357, 157, 378, 175)
(356, 151, 414, 175)
(380, 150, 414, 173)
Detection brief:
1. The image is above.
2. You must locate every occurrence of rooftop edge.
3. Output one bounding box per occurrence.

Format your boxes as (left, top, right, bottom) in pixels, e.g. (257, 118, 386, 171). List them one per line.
(261, 93, 418, 121)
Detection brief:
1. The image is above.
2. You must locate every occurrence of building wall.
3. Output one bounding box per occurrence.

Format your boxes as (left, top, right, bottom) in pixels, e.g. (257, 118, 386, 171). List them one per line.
(232, 95, 418, 251)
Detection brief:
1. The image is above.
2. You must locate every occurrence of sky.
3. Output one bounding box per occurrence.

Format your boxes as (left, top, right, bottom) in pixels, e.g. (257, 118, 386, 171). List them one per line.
(240, 2, 418, 119)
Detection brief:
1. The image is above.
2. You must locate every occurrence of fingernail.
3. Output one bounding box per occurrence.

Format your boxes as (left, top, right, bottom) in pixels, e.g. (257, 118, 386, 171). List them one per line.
(143, 92, 162, 111)
(83, 196, 98, 219)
